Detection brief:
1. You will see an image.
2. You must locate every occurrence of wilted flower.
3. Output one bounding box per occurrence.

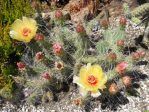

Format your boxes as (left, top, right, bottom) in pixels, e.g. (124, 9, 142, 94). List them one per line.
(72, 98, 83, 106)
(10, 17, 37, 42)
(122, 76, 132, 86)
(52, 42, 63, 55)
(109, 83, 119, 95)
(17, 62, 26, 71)
(35, 52, 44, 60)
(42, 72, 51, 80)
(108, 52, 117, 61)
(35, 33, 44, 41)
(116, 62, 128, 74)
(100, 19, 109, 29)
(73, 63, 107, 97)
(55, 61, 64, 70)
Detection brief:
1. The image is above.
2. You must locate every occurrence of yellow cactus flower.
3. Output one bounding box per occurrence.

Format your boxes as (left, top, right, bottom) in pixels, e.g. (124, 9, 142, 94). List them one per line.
(10, 17, 37, 42)
(73, 63, 107, 97)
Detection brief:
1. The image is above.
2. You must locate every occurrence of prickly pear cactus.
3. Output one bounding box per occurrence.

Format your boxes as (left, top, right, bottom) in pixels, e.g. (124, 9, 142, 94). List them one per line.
(10, 8, 147, 109)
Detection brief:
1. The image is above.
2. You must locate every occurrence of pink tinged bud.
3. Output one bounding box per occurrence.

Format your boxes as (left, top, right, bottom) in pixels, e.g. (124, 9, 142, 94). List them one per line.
(42, 72, 51, 80)
(119, 16, 127, 26)
(35, 33, 44, 41)
(17, 62, 26, 70)
(109, 83, 119, 95)
(55, 62, 64, 70)
(76, 24, 85, 33)
(122, 76, 132, 86)
(117, 40, 125, 47)
(138, 50, 146, 58)
(52, 42, 63, 55)
(55, 10, 63, 19)
(116, 62, 128, 74)
(35, 52, 44, 60)
(132, 52, 140, 60)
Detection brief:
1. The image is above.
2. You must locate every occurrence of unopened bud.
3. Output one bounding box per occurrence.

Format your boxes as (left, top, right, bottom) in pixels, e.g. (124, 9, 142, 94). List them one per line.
(132, 52, 140, 60)
(115, 62, 128, 74)
(55, 10, 63, 19)
(76, 23, 85, 34)
(35, 33, 44, 41)
(119, 16, 127, 26)
(17, 62, 26, 71)
(109, 83, 119, 95)
(117, 40, 125, 47)
(42, 72, 51, 80)
(52, 42, 63, 56)
(122, 76, 132, 86)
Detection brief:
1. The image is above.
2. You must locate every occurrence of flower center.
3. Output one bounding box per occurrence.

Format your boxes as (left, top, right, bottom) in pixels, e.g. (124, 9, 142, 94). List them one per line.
(22, 27, 31, 37)
(57, 63, 62, 69)
(87, 75, 97, 85)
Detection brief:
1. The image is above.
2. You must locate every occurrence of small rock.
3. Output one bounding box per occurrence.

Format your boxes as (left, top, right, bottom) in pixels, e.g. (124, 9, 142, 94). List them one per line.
(0, 96, 4, 104)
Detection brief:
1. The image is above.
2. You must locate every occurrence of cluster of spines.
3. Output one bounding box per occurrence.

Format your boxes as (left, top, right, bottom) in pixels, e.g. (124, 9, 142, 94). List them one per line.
(131, 3, 149, 17)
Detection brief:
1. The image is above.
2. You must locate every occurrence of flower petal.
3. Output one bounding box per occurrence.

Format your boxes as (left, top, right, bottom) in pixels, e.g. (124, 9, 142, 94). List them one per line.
(79, 87, 88, 97)
(9, 30, 24, 42)
(73, 76, 85, 88)
(11, 19, 24, 32)
(91, 90, 101, 97)
(98, 75, 107, 90)
(86, 63, 91, 70)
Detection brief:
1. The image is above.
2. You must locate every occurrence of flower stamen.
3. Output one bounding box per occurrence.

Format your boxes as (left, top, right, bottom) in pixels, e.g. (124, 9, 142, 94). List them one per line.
(22, 27, 31, 37)
(87, 75, 97, 85)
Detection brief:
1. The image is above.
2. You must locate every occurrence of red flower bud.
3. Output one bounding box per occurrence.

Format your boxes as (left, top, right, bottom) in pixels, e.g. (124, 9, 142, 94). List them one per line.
(42, 72, 51, 80)
(52, 42, 63, 55)
(108, 52, 117, 61)
(55, 62, 64, 70)
(55, 10, 63, 19)
(35, 52, 44, 60)
(132, 52, 140, 60)
(109, 83, 119, 95)
(116, 62, 128, 74)
(122, 76, 132, 86)
(117, 40, 125, 47)
(119, 16, 127, 26)
(35, 33, 44, 41)
(17, 62, 26, 71)
(76, 24, 85, 34)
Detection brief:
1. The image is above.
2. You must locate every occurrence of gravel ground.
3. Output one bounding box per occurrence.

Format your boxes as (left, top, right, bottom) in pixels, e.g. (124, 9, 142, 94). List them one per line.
(0, 64, 148, 112)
